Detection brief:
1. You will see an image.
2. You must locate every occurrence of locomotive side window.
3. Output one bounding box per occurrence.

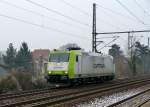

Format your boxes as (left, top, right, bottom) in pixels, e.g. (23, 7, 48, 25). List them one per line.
(76, 56, 78, 62)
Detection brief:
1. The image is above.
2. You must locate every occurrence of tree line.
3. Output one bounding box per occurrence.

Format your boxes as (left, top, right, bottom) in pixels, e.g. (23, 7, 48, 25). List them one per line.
(109, 41, 150, 75)
(1, 41, 150, 75)
(2, 42, 32, 71)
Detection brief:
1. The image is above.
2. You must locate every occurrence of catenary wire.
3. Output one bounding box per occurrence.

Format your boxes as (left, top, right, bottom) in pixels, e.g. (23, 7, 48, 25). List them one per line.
(59, 0, 89, 16)
(115, 0, 147, 26)
(97, 5, 131, 30)
(97, 3, 137, 22)
(97, 3, 149, 27)
(24, 0, 121, 32)
(0, 13, 90, 40)
(134, 0, 150, 18)
(99, 36, 120, 50)
(26, 0, 122, 32)
(0, 0, 108, 34)
(60, 0, 125, 32)
(0, 0, 90, 30)
(97, 17, 123, 31)
(24, 0, 90, 27)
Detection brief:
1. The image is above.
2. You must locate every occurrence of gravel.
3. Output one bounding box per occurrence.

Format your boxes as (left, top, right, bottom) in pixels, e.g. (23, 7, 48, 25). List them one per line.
(75, 84, 150, 107)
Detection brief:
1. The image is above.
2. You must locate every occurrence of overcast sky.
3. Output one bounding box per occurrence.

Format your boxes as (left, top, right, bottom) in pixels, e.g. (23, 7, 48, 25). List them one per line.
(0, 0, 150, 53)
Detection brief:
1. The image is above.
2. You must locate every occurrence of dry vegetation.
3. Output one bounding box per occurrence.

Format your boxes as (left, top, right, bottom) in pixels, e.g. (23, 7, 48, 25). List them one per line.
(0, 70, 49, 93)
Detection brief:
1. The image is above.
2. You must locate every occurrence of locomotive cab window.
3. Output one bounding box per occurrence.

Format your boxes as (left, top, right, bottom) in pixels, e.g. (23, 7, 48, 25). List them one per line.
(49, 53, 69, 62)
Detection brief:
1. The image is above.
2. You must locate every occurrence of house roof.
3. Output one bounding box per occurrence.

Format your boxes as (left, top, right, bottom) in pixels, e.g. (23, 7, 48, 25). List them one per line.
(32, 49, 50, 59)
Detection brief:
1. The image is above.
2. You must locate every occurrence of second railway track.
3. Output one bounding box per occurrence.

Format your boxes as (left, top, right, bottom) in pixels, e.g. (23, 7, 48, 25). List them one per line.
(107, 88, 150, 107)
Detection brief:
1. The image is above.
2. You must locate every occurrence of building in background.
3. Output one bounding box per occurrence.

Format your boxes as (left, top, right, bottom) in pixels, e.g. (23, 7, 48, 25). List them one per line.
(0, 51, 7, 74)
(32, 49, 50, 79)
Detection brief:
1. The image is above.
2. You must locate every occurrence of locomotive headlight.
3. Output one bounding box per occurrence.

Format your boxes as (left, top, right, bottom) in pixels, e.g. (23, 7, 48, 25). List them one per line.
(49, 71, 52, 74)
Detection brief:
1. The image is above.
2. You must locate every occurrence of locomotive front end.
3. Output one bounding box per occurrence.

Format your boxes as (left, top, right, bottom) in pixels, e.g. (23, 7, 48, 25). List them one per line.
(46, 52, 70, 83)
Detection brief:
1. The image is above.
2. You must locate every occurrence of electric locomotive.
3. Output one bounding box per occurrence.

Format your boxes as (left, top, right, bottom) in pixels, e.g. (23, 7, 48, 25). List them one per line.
(45, 48, 115, 84)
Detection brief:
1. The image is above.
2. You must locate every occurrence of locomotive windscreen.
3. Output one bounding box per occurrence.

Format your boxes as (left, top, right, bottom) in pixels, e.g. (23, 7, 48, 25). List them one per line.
(49, 53, 69, 62)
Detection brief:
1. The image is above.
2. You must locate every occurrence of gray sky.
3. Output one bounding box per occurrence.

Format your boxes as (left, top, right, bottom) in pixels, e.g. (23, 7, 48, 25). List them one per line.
(0, 0, 150, 53)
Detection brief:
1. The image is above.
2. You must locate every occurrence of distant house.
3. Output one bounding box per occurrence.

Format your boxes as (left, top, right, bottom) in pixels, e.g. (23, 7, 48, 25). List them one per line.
(32, 49, 50, 78)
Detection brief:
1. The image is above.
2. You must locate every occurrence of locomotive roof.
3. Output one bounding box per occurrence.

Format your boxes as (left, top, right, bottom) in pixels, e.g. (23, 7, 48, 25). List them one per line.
(82, 52, 112, 57)
(50, 50, 112, 58)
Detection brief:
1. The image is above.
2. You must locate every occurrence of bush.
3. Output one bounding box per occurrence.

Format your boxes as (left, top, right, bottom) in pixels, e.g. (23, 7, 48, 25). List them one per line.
(0, 74, 20, 93)
(11, 70, 33, 90)
(32, 78, 49, 89)
(0, 70, 49, 93)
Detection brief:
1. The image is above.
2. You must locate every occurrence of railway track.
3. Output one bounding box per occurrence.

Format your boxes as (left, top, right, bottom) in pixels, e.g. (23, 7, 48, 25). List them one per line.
(0, 76, 147, 101)
(30, 79, 150, 107)
(139, 98, 150, 107)
(0, 84, 69, 101)
(0, 77, 150, 107)
(0, 79, 129, 101)
(0, 81, 116, 106)
(107, 88, 150, 107)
